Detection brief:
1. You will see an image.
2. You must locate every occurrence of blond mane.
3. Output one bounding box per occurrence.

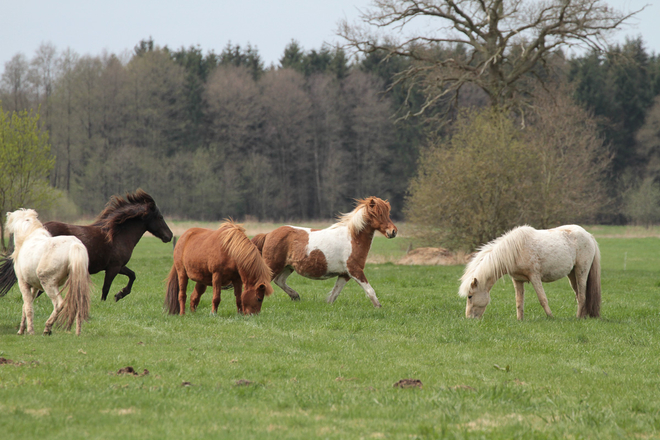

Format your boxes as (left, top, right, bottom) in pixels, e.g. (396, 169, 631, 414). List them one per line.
(331, 197, 391, 237)
(458, 226, 535, 297)
(217, 221, 273, 289)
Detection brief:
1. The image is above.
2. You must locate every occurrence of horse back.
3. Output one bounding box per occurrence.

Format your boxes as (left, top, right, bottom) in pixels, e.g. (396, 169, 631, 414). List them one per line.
(174, 228, 240, 285)
(44, 221, 110, 274)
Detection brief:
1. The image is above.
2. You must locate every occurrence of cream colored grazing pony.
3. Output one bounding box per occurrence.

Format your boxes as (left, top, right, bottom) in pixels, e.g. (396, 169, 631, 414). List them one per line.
(459, 225, 601, 320)
(5, 209, 91, 335)
(252, 197, 397, 307)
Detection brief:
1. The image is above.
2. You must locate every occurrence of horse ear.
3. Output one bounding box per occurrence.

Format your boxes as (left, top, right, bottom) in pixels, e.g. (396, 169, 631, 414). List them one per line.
(369, 198, 376, 208)
(258, 282, 274, 296)
(471, 278, 478, 289)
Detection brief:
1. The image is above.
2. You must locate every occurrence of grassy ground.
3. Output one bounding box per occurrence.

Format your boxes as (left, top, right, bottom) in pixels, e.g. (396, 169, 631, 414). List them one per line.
(1, 227, 660, 439)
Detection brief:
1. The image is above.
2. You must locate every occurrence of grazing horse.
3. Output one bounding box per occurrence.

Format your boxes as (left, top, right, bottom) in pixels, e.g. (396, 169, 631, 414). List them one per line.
(459, 225, 601, 320)
(251, 197, 397, 307)
(165, 221, 273, 316)
(4, 209, 90, 335)
(0, 190, 173, 301)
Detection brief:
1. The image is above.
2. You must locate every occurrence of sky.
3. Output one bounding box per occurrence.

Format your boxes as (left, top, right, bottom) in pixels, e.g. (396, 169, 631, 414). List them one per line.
(1, 0, 659, 71)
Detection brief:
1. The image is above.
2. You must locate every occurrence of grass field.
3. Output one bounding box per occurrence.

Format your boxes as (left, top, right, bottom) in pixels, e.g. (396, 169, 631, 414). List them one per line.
(1, 227, 660, 439)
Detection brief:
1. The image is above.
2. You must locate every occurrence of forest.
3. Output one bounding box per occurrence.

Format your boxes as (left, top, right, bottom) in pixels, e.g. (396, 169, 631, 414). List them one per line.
(1, 30, 660, 227)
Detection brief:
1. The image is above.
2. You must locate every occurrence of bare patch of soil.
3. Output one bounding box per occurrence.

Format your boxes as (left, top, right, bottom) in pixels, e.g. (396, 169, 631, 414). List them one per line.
(398, 247, 470, 266)
(393, 378, 423, 389)
(116, 366, 149, 376)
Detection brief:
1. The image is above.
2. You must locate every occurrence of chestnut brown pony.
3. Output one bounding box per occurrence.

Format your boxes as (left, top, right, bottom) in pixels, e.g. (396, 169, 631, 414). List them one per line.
(0, 189, 172, 302)
(165, 221, 273, 316)
(251, 197, 397, 307)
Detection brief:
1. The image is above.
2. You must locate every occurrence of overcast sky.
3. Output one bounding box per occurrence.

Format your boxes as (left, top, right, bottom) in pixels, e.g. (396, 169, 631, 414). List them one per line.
(1, 0, 658, 71)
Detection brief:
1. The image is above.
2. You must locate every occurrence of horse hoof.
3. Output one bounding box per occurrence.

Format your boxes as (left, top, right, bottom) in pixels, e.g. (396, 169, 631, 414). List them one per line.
(114, 293, 122, 302)
(43, 330, 52, 336)
(291, 296, 301, 301)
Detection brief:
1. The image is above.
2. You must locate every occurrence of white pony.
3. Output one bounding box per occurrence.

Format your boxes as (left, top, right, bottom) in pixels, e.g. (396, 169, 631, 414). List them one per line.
(4, 209, 91, 335)
(459, 225, 601, 320)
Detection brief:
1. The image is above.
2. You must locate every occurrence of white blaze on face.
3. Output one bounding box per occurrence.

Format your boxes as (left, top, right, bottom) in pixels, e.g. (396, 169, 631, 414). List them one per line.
(290, 225, 352, 274)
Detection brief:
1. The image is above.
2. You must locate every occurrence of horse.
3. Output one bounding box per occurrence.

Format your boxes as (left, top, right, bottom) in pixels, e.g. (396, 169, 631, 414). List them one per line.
(0, 189, 173, 302)
(165, 221, 273, 316)
(459, 225, 601, 320)
(4, 209, 91, 335)
(251, 197, 397, 307)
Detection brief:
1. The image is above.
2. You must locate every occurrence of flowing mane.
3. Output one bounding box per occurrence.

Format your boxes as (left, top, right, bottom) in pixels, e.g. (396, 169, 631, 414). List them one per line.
(217, 221, 273, 287)
(92, 189, 158, 242)
(331, 197, 392, 238)
(459, 226, 535, 298)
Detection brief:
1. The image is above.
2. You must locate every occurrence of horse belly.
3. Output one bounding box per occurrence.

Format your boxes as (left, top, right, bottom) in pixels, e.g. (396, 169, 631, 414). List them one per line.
(539, 253, 575, 282)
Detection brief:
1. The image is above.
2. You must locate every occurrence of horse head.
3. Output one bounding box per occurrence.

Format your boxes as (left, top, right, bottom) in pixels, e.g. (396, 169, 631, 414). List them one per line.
(241, 282, 273, 315)
(462, 277, 491, 319)
(144, 204, 173, 243)
(6, 209, 43, 239)
(362, 197, 397, 239)
(127, 190, 173, 243)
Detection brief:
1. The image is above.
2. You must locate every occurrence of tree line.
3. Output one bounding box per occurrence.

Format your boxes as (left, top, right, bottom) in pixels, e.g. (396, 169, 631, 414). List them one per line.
(2, 3, 660, 247)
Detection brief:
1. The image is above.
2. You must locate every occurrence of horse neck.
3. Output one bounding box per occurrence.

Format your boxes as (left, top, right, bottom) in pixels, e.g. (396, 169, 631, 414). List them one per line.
(114, 218, 149, 247)
(11, 228, 45, 260)
(348, 225, 376, 266)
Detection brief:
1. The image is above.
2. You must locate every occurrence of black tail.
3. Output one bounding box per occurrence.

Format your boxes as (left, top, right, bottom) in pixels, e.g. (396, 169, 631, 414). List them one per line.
(0, 254, 17, 297)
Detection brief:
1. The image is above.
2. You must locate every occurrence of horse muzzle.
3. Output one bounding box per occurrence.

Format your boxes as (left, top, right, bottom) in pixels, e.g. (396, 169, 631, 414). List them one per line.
(386, 229, 397, 239)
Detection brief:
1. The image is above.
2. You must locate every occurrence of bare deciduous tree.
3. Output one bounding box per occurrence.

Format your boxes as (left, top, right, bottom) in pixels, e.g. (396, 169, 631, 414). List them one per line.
(339, 0, 641, 115)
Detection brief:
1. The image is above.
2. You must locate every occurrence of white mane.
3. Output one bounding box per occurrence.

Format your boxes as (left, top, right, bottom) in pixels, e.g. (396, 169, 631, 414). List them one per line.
(329, 205, 367, 236)
(458, 226, 536, 297)
(6, 209, 50, 259)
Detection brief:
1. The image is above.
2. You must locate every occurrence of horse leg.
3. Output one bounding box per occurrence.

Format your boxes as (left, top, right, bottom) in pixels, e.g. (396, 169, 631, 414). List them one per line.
(231, 280, 243, 314)
(273, 268, 300, 301)
(190, 283, 207, 313)
(573, 267, 590, 318)
(114, 266, 136, 302)
(530, 277, 553, 318)
(568, 269, 578, 301)
(101, 267, 121, 301)
(326, 275, 350, 304)
(513, 279, 525, 321)
(177, 273, 189, 316)
(349, 269, 381, 308)
(17, 282, 35, 335)
(42, 284, 63, 336)
(211, 273, 224, 315)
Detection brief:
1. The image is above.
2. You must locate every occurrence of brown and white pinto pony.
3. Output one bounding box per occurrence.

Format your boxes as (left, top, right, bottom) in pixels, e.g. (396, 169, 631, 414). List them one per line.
(165, 221, 273, 316)
(251, 197, 397, 307)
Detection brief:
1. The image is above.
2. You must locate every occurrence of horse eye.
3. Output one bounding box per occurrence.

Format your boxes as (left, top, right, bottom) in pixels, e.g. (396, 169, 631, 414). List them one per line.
(257, 298, 263, 302)
(468, 296, 473, 299)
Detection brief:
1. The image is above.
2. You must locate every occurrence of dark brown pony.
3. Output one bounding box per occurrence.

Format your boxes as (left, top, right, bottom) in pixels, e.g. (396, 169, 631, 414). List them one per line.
(165, 221, 273, 316)
(251, 197, 397, 307)
(0, 189, 173, 301)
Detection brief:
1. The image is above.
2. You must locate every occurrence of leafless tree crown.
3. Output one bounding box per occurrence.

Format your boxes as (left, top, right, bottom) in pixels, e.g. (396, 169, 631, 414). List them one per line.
(339, 0, 642, 115)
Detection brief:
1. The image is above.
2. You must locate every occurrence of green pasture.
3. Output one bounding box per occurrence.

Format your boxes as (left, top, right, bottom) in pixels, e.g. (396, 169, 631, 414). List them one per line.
(1, 228, 660, 439)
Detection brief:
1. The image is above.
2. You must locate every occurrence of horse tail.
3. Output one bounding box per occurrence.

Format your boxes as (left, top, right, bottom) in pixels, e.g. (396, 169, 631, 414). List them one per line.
(56, 242, 91, 334)
(164, 265, 180, 315)
(584, 241, 602, 318)
(0, 254, 18, 297)
(251, 233, 267, 254)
